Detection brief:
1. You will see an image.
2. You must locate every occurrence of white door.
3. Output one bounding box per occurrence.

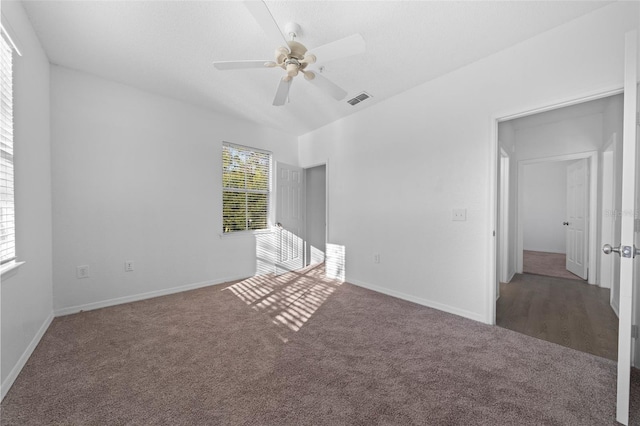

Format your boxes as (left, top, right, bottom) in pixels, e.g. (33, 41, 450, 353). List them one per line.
(610, 30, 639, 426)
(275, 162, 305, 274)
(566, 159, 589, 279)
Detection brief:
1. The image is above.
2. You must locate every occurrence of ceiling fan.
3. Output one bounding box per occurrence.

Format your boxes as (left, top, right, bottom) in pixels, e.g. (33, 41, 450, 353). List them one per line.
(213, 0, 366, 106)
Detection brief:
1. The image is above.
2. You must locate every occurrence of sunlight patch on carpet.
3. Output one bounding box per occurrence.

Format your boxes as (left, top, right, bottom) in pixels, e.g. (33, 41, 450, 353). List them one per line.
(224, 264, 342, 338)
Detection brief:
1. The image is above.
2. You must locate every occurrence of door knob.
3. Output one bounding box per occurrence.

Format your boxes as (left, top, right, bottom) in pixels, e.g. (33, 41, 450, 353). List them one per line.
(603, 244, 640, 258)
(603, 244, 621, 255)
(563, 222, 569, 226)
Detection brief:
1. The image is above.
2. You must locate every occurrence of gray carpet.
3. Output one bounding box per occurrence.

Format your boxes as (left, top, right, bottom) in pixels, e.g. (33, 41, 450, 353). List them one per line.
(2, 264, 639, 425)
(523, 250, 583, 281)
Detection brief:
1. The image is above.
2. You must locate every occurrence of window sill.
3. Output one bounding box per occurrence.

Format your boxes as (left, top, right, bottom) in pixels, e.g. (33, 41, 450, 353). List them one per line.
(1, 260, 26, 279)
(219, 229, 274, 239)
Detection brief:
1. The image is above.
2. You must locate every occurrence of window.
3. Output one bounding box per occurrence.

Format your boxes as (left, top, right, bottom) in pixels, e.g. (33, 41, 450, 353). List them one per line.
(222, 143, 271, 233)
(0, 27, 15, 264)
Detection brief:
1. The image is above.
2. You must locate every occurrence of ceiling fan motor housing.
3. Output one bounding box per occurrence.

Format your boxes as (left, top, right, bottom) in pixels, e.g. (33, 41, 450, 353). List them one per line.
(286, 41, 307, 61)
(272, 23, 317, 80)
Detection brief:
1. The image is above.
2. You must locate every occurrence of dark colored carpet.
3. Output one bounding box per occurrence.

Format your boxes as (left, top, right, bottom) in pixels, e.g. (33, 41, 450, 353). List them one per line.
(497, 273, 618, 361)
(2, 264, 640, 425)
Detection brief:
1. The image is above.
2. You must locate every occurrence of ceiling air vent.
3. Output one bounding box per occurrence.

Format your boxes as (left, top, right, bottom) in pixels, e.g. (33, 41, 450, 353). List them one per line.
(347, 92, 372, 106)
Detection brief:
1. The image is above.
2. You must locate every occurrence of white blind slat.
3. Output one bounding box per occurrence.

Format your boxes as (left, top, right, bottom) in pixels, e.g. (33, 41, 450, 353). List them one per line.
(0, 29, 15, 264)
(222, 143, 271, 233)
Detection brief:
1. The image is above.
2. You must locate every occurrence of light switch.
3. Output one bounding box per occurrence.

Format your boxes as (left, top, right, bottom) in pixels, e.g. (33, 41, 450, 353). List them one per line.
(76, 265, 89, 279)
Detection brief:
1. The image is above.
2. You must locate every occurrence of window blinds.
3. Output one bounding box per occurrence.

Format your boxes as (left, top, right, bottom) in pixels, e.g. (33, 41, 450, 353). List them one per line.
(0, 31, 14, 264)
(222, 143, 270, 233)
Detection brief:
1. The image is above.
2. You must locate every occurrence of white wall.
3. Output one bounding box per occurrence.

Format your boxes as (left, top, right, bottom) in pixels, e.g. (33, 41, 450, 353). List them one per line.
(305, 165, 326, 265)
(50, 66, 298, 313)
(298, 2, 638, 323)
(522, 161, 568, 253)
(1, 1, 53, 398)
(514, 113, 604, 162)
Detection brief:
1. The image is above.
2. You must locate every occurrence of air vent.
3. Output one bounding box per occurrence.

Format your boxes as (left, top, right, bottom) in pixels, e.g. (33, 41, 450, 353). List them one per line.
(347, 92, 372, 106)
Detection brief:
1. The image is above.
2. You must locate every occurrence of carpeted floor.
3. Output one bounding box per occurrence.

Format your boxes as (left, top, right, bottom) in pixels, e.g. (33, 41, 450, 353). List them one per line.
(2, 263, 640, 425)
(523, 250, 584, 281)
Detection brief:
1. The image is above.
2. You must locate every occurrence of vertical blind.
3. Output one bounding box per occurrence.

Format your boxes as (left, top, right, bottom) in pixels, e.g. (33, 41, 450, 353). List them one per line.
(222, 143, 271, 233)
(0, 30, 14, 264)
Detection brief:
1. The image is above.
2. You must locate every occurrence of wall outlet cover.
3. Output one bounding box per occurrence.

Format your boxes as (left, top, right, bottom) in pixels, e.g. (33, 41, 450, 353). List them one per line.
(452, 209, 467, 221)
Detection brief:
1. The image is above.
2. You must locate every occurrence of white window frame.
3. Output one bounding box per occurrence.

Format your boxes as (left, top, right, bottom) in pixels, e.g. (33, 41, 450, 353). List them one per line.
(221, 142, 272, 235)
(0, 20, 24, 276)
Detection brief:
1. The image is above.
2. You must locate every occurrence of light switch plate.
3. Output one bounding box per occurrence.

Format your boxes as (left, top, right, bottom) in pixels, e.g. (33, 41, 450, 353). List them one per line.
(76, 265, 89, 279)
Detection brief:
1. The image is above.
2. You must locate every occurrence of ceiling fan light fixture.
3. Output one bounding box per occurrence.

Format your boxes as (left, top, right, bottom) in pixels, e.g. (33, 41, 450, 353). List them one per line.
(302, 54, 316, 65)
(212, 2, 366, 107)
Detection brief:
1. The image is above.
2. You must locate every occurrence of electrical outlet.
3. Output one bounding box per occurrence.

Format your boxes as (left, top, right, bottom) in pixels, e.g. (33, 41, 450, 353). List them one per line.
(76, 265, 89, 279)
(452, 209, 467, 221)
(373, 253, 380, 264)
(124, 261, 134, 272)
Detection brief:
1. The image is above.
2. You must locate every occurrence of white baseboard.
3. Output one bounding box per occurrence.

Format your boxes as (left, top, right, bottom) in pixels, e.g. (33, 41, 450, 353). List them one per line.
(611, 297, 620, 318)
(348, 279, 486, 323)
(54, 275, 248, 317)
(1, 312, 54, 401)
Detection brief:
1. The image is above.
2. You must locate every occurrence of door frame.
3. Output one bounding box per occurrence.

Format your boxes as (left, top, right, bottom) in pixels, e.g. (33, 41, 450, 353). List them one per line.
(301, 159, 331, 263)
(600, 134, 618, 297)
(516, 152, 598, 284)
(488, 87, 623, 325)
(303, 162, 329, 266)
(498, 147, 511, 291)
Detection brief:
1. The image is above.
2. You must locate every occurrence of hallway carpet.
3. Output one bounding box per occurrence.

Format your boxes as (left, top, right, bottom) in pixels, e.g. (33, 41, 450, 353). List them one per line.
(523, 250, 583, 280)
(2, 264, 640, 425)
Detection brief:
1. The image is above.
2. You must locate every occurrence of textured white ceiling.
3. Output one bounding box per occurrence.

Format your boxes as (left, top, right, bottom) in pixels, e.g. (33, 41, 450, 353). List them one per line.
(22, 0, 613, 136)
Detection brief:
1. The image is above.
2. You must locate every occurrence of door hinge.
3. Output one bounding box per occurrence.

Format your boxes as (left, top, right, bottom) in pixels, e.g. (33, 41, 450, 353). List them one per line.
(637, 111, 640, 126)
(633, 325, 638, 339)
(636, 218, 640, 233)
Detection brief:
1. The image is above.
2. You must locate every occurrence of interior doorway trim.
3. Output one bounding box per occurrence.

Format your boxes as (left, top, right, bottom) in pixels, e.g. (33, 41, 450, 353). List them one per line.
(498, 147, 511, 289)
(601, 134, 618, 314)
(516, 152, 599, 285)
(302, 159, 330, 261)
(487, 87, 623, 325)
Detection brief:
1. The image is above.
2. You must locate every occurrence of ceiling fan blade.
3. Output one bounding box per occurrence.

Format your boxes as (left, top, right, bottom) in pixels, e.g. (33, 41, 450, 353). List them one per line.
(308, 34, 365, 63)
(213, 60, 272, 70)
(244, 1, 290, 52)
(306, 73, 347, 101)
(273, 78, 291, 106)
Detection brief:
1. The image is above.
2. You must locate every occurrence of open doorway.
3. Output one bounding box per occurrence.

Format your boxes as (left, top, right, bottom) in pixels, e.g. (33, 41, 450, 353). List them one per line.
(519, 156, 593, 281)
(305, 164, 327, 267)
(268, 162, 328, 275)
(495, 93, 623, 361)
